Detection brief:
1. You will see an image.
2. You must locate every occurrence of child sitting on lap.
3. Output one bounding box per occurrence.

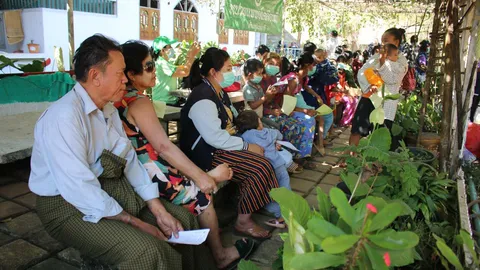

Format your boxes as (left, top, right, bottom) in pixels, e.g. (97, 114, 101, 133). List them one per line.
(236, 110, 292, 228)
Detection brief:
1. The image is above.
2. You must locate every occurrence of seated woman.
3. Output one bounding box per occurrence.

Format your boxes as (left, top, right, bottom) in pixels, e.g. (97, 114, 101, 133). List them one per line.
(260, 53, 316, 165)
(115, 41, 254, 269)
(180, 47, 280, 240)
(281, 53, 330, 157)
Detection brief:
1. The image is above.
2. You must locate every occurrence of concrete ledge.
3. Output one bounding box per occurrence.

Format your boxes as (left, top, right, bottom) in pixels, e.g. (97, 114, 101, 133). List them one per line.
(0, 112, 42, 164)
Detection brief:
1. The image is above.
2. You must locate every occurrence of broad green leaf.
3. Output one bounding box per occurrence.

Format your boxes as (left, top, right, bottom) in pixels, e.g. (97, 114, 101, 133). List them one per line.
(316, 187, 331, 221)
(369, 127, 391, 152)
(363, 243, 389, 270)
(307, 218, 345, 238)
(391, 123, 404, 136)
(289, 252, 346, 269)
(459, 230, 479, 264)
(270, 187, 311, 227)
(305, 230, 323, 246)
(433, 234, 464, 270)
(368, 231, 419, 250)
(390, 199, 415, 218)
(321, 235, 360, 254)
(342, 172, 370, 197)
(354, 197, 388, 211)
(369, 107, 385, 125)
(282, 236, 295, 270)
(238, 259, 260, 270)
(287, 212, 307, 254)
(389, 248, 416, 266)
(329, 187, 355, 228)
(368, 202, 403, 232)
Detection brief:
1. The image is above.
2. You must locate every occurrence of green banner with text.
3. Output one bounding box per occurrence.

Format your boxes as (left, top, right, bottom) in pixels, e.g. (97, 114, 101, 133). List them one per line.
(224, 0, 283, 35)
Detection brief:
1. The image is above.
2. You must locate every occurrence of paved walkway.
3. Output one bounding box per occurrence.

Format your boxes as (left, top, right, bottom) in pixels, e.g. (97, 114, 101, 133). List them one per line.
(0, 128, 350, 269)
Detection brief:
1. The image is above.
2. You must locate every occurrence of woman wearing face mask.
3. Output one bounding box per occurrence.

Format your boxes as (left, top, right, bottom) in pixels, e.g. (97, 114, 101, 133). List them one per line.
(180, 47, 279, 240)
(151, 36, 201, 106)
(282, 53, 330, 158)
(260, 53, 318, 166)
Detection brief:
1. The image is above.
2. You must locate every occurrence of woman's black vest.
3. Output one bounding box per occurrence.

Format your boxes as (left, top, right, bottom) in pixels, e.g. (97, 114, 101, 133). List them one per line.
(180, 81, 233, 171)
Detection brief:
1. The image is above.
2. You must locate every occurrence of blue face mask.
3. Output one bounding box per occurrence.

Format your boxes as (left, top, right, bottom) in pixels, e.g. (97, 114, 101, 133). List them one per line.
(308, 66, 317, 76)
(219, 71, 235, 88)
(265, 65, 280, 76)
(251, 75, 263, 84)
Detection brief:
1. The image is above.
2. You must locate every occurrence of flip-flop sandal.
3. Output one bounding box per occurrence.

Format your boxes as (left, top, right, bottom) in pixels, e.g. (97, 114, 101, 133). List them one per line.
(264, 219, 287, 229)
(303, 162, 318, 170)
(224, 238, 256, 270)
(287, 162, 303, 174)
(234, 226, 272, 240)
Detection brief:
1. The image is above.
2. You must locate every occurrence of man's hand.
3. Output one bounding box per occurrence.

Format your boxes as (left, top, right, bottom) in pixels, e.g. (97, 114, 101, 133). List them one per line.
(107, 211, 168, 241)
(155, 211, 184, 239)
(248, 143, 264, 156)
(131, 216, 168, 241)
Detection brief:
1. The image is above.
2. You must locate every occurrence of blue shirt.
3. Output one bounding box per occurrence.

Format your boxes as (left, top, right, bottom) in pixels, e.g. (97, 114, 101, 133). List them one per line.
(29, 83, 158, 223)
(241, 128, 285, 168)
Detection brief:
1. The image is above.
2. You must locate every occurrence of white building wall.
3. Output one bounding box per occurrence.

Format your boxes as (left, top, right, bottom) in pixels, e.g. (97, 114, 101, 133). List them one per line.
(12, 0, 260, 72)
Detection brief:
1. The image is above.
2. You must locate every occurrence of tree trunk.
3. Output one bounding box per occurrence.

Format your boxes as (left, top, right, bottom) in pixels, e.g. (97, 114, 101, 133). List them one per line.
(439, 0, 455, 172)
(67, 0, 75, 69)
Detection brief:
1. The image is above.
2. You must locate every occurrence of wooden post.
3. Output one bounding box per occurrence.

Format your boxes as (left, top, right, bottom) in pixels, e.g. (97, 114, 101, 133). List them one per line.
(67, 0, 75, 70)
(417, 0, 442, 146)
(439, 0, 455, 172)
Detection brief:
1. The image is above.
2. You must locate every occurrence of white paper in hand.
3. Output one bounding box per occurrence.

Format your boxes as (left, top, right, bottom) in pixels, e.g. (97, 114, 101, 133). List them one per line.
(273, 80, 288, 87)
(276, 141, 299, 152)
(282, 95, 297, 115)
(167, 229, 210, 245)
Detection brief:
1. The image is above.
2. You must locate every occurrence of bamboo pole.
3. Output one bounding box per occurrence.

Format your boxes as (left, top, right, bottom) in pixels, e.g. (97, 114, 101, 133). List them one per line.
(439, 0, 455, 172)
(67, 0, 74, 70)
(450, 0, 462, 177)
(417, 0, 442, 146)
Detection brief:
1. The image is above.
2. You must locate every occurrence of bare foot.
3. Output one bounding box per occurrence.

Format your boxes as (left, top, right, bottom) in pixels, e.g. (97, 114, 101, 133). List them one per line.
(208, 163, 233, 183)
(235, 219, 271, 239)
(215, 246, 240, 269)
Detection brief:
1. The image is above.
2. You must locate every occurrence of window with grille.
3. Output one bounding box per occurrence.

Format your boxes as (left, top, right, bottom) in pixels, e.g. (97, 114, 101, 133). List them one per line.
(174, 0, 198, 42)
(217, 12, 228, 44)
(233, 30, 249, 45)
(139, 0, 160, 40)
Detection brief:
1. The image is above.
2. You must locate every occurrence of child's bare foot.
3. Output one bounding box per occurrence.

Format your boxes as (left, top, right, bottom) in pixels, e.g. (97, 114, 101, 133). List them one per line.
(208, 163, 233, 183)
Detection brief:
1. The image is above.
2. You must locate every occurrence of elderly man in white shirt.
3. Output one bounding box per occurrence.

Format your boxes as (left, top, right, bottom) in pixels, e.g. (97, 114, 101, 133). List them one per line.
(29, 34, 214, 270)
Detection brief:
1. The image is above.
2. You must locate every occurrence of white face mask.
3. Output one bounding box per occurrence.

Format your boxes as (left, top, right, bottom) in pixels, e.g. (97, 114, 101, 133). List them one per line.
(168, 49, 175, 59)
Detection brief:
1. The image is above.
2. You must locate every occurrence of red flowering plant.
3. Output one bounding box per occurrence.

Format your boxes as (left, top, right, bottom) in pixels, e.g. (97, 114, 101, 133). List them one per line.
(254, 187, 421, 270)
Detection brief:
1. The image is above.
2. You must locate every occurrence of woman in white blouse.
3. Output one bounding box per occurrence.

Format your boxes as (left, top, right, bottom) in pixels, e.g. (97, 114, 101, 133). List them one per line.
(349, 28, 408, 150)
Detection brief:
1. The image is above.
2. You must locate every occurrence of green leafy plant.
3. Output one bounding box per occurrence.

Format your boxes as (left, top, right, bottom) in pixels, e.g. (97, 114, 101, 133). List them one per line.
(0, 55, 49, 73)
(433, 230, 479, 270)
(395, 92, 442, 137)
(269, 187, 419, 270)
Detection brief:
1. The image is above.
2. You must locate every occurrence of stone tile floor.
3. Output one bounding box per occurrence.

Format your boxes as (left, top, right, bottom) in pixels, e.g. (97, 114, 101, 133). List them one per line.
(0, 128, 350, 270)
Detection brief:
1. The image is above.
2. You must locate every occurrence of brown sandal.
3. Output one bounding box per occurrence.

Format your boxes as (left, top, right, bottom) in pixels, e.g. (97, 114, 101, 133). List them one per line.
(264, 218, 287, 229)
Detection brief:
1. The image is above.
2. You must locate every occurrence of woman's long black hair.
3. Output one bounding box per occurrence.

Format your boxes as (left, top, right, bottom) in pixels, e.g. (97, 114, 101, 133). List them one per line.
(280, 53, 314, 77)
(183, 47, 230, 89)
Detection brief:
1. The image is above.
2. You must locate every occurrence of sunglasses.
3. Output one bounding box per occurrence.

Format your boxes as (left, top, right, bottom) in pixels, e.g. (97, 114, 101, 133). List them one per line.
(143, 61, 155, 73)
